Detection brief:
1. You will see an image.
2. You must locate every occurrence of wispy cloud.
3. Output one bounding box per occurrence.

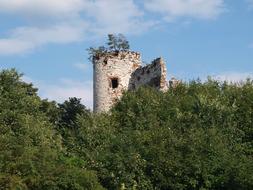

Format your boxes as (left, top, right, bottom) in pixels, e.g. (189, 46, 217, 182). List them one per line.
(246, 0, 253, 8)
(212, 71, 253, 83)
(22, 76, 93, 108)
(144, 0, 225, 21)
(0, 23, 88, 55)
(0, 0, 85, 18)
(84, 0, 156, 36)
(0, 0, 154, 55)
(0, 0, 226, 56)
(74, 63, 89, 72)
(0, 39, 34, 55)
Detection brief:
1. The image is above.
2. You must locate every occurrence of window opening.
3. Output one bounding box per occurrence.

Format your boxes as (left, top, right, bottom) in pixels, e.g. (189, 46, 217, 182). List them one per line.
(111, 78, 119, 89)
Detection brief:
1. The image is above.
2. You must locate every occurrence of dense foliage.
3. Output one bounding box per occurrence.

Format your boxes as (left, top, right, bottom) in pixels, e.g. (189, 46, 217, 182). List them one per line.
(0, 69, 253, 190)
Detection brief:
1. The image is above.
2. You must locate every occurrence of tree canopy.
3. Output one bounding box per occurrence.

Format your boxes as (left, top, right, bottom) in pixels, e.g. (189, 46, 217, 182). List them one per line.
(0, 69, 253, 190)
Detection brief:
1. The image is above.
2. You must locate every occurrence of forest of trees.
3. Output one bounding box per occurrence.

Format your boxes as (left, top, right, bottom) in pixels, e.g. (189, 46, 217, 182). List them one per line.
(0, 69, 253, 190)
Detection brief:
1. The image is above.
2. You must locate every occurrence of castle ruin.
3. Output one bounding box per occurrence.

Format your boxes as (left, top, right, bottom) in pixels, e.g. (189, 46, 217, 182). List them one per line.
(93, 51, 170, 113)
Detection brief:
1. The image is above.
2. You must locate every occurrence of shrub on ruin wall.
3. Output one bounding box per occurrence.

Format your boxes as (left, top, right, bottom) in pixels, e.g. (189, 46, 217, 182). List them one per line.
(87, 34, 130, 62)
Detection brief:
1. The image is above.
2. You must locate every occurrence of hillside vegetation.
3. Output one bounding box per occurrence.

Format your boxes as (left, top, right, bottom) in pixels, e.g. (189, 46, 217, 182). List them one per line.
(0, 69, 253, 190)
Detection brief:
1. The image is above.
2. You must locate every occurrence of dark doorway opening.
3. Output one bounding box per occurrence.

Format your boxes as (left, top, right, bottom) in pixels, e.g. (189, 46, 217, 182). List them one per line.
(111, 78, 119, 89)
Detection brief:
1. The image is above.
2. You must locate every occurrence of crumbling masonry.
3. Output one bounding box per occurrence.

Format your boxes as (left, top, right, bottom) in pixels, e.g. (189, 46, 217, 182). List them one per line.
(93, 51, 174, 113)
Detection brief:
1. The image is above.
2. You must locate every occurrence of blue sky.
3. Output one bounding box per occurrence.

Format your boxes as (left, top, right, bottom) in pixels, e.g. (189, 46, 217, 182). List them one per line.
(0, 0, 253, 108)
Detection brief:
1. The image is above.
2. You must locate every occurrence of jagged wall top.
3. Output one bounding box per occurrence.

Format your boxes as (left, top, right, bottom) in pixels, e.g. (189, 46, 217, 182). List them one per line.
(129, 57, 168, 92)
(93, 50, 169, 112)
(93, 51, 141, 63)
(93, 51, 142, 112)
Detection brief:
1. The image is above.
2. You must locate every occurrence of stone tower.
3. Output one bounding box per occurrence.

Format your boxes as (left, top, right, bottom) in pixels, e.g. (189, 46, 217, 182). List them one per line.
(93, 51, 141, 112)
(93, 51, 169, 113)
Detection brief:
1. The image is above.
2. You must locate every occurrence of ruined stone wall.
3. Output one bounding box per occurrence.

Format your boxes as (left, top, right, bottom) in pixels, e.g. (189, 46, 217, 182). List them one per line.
(129, 58, 168, 92)
(169, 77, 180, 88)
(93, 51, 141, 113)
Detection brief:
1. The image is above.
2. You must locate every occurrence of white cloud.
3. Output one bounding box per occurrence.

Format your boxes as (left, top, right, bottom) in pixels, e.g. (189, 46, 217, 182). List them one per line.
(246, 0, 253, 8)
(41, 80, 93, 109)
(0, 39, 34, 55)
(0, 0, 143, 23)
(144, 0, 225, 21)
(0, 0, 154, 55)
(21, 76, 34, 84)
(212, 72, 253, 83)
(0, 0, 85, 18)
(0, 23, 87, 55)
(74, 63, 89, 72)
(85, 0, 155, 35)
(0, 0, 227, 55)
(22, 76, 93, 109)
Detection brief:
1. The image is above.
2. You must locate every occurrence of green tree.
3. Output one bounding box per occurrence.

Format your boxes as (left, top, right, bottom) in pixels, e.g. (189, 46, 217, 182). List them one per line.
(58, 97, 90, 129)
(75, 84, 253, 189)
(1, 68, 253, 190)
(107, 34, 130, 51)
(0, 69, 104, 190)
(87, 34, 130, 61)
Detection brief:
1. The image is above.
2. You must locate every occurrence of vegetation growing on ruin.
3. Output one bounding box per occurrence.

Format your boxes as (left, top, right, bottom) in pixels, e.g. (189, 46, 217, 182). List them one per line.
(87, 34, 130, 61)
(1, 69, 253, 190)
